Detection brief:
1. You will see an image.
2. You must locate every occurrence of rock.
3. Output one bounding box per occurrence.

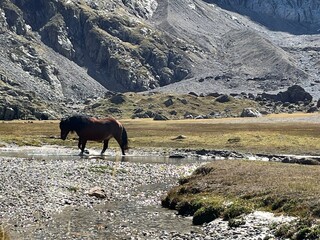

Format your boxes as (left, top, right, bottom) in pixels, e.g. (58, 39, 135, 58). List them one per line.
(169, 153, 186, 158)
(169, 110, 177, 115)
(188, 92, 198, 97)
(184, 115, 193, 119)
(262, 85, 312, 104)
(179, 98, 188, 104)
(307, 106, 318, 113)
(215, 94, 232, 103)
(91, 103, 102, 108)
(88, 186, 106, 199)
(184, 112, 194, 119)
(240, 108, 262, 117)
(164, 98, 174, 107)
(172, 135, 187, 140)
(110, 94, 126, 104)
(153, 113, 168, 121)
(145, 111, 156, 118)
(207, 92, 221, 97)
(134, 108, 144, 114)
(3, 107, 15, 120)
(34, 111, 55, 120)
(132, 112, 149, 118)
(107, 107, 122, 114)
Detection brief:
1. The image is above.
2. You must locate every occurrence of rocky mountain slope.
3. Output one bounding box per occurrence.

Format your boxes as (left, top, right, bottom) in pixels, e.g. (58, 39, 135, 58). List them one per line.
(0, 0, 319, 119)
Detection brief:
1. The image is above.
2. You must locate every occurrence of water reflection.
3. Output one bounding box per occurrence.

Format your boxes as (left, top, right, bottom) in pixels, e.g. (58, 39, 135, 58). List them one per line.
(0, 146, 205, 165)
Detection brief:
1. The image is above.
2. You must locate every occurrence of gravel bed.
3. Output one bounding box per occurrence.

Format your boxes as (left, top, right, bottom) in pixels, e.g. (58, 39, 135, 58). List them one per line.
(0, 153, 295, 239)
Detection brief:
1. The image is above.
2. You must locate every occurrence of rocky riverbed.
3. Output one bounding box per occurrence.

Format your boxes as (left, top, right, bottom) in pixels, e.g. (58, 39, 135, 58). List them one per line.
(0, 147, 296, 239)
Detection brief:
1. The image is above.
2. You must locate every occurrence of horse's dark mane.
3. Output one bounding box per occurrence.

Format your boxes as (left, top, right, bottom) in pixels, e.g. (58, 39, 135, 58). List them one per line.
(61, 115, 91, 132)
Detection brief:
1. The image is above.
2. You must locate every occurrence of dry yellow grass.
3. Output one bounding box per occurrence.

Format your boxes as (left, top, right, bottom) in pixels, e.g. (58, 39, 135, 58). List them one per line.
(0, 113, 320, 155)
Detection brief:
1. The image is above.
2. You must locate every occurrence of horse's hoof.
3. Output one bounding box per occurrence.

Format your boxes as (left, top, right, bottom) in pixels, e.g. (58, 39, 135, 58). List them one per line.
(84, 149, 90, 154)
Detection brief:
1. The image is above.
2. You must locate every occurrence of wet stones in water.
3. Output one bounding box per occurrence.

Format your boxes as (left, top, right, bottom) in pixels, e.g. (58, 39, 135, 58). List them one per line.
(80, 149, 90, 155)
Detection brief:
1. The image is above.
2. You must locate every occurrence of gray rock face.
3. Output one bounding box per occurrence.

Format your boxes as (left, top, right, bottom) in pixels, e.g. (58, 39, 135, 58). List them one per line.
(6, 0, 190, 92)
(210, 0, 320, 33)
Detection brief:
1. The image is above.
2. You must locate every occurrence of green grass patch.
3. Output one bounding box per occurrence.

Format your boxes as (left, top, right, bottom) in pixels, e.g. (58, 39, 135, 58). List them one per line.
(162, 160, 320, 230)
(274, 218, 320, 240)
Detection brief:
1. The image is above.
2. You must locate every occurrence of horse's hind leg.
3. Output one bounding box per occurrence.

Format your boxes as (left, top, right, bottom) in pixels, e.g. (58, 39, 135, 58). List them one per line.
(114, 135, 125, 155)
(101, 139, 109, 155)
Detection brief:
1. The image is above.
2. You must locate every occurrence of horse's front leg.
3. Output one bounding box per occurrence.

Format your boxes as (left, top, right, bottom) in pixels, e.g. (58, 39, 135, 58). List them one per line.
(101, 139, 109, 155)
(78, 138, 82, 150)
(78, 138, 88, 155)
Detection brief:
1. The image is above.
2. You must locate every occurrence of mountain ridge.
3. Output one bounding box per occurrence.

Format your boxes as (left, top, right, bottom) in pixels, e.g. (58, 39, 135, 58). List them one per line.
(0, 0, 319, 119)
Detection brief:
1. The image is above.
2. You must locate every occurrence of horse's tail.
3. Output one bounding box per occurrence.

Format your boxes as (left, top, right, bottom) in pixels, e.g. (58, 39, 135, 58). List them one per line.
(121, 126, 129, 150)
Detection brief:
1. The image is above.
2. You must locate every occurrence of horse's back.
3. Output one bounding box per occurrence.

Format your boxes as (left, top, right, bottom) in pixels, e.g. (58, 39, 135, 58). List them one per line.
(78, 117, 122, 141)
(91, 117, 121, 127)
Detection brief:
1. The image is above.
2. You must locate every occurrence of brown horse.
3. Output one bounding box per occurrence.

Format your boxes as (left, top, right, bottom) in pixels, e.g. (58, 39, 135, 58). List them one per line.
(60, 115, 128, 155)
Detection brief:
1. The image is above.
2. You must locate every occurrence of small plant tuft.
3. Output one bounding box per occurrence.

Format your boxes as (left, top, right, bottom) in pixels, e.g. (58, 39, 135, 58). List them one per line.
(228, 217, 246, 228)
(192, 205, 222, 225)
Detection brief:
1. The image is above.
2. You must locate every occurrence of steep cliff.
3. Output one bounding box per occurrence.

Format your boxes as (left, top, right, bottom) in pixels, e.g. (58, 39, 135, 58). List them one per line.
(4, 0, 191, 92)
(206, 0, 320, 34)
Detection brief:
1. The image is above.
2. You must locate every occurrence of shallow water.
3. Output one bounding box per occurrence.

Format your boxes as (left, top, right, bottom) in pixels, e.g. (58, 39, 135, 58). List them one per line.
(0, 146, 203, 164)
(0, 146, 207, 239)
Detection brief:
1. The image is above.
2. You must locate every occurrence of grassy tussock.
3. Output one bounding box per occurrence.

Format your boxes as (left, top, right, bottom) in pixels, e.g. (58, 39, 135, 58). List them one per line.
(162, 160, 320, 226)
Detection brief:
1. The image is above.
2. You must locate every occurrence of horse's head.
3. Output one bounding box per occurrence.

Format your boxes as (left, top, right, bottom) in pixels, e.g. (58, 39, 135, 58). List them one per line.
(59, 118, 71, 140)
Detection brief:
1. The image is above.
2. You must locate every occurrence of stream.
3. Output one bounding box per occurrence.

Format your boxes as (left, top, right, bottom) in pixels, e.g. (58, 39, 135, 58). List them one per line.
(0, 146, 207, 239)
(0, 146, 298, 239)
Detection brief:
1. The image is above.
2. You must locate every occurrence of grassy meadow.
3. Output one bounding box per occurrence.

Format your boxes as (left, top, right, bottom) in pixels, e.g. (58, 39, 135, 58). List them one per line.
(1, 113, 320, 155)
(1, 113, 320, 238)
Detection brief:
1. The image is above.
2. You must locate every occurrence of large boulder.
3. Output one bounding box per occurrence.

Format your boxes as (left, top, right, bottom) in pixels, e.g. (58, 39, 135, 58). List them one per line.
(262, 85, 312, 103)
(110, 94, 126, 104)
